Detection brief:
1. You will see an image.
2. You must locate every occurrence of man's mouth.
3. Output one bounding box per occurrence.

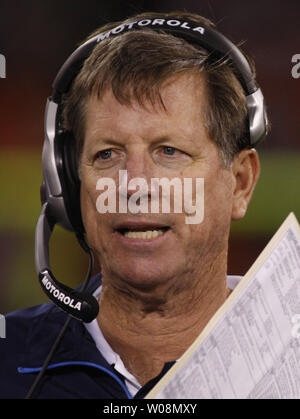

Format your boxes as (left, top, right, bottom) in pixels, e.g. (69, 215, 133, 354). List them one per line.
(118, 227, 169, 239)
(114, 221, 170, 240)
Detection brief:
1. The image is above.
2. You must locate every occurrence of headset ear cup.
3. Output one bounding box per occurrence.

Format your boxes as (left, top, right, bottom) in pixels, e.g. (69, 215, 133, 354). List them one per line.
(55, 130, 85, 234)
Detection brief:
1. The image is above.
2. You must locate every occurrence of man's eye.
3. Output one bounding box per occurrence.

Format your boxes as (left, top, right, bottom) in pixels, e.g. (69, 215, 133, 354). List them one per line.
(97, 149, 112, 160)
(163, 146, 177, 156)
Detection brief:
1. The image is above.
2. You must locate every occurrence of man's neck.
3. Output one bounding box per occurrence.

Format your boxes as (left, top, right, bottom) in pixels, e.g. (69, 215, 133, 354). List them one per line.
(97, 260, 228, 386)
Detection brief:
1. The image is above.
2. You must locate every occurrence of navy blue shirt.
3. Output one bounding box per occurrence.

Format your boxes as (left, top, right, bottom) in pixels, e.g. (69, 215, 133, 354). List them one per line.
(0, 275, 175, 399)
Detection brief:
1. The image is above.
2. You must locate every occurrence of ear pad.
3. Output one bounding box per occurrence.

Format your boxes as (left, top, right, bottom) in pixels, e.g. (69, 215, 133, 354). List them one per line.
(55, 130, 85, 234)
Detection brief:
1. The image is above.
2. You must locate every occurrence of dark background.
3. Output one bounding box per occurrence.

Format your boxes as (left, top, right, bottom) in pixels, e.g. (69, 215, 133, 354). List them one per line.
(0, 0, 299, 313)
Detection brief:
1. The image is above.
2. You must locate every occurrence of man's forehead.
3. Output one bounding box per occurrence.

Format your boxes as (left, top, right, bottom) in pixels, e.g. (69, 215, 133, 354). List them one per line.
(82, 72, 213, 156)
(85, 71, 207, 124)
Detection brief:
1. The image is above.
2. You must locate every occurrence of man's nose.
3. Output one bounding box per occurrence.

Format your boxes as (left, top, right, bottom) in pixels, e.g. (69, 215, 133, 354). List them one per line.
(121, 149, 156, 198)
(125, 148, 153, 178)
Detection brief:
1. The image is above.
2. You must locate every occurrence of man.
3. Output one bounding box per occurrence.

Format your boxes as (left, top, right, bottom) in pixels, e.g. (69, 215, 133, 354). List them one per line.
(0, 11, 267, 398)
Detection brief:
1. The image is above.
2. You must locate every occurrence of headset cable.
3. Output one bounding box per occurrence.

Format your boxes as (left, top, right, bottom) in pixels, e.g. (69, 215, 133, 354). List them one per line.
(25, 239, 94, 399)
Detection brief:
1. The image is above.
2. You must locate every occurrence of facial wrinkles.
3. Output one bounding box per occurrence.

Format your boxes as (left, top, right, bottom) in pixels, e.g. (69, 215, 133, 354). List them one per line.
(80, 73, 232, 302)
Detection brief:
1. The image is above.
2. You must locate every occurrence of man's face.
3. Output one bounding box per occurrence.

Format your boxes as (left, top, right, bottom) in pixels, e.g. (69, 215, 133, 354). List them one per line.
(80, 72, 235, 293)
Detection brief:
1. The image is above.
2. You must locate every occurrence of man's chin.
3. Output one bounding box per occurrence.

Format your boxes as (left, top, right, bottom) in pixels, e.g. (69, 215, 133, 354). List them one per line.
(105, 261, 176, 292)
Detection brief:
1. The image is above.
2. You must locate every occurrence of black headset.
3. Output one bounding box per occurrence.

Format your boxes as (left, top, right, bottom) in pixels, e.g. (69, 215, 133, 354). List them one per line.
(35, 16, 268, 324)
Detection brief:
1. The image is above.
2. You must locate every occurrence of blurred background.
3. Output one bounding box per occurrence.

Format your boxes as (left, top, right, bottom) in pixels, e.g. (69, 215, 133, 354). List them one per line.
(0, 0, 299, 313)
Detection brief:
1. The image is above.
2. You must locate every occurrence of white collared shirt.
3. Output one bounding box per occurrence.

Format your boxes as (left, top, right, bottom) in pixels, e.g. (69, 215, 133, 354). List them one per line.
(84, 275, 242, 397)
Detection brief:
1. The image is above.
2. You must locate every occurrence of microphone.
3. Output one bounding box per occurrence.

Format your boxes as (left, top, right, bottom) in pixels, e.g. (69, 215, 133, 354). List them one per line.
(35, 202, 99, 323)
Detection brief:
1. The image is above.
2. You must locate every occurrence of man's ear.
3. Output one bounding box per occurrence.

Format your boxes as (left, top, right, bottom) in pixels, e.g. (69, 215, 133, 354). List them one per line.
(231, 148, 260, 220)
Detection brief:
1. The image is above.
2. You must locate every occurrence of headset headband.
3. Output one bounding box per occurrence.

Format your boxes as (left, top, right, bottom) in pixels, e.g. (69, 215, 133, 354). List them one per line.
(52, 18, 257, 98)
(35, 16, 268, 322)
(50, 17, 267, 146)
